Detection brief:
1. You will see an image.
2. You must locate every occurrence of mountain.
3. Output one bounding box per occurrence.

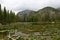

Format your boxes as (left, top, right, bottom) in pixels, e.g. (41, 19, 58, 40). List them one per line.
(57, 8, 60, 10)
(37, 7, 60, 16)
(38, 7, 59, 13)
(17, 10, 36, 22)
(37, 7, 60, 21)
(17, 10, 36, 16)
(17, 7, 60, 16)
(17, 7, 60, 22)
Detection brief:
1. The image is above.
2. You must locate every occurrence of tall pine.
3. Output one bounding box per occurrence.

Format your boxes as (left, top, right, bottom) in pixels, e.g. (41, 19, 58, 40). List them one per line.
(0, 4, 2, 23)
(3, 7, 7, 24)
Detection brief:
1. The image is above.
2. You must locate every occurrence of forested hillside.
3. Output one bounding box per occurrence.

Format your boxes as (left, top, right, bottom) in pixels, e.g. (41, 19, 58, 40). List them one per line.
(17, 7, 60, 22)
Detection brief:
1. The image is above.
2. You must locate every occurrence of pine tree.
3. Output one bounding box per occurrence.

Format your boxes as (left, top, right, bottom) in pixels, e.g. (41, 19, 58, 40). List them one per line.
(9, 10, 16, 23)
(0, 4, 2, 23)
(15, 14, 20, 22)
(3, 7, 7, 24)
(6, 10, 10, 23)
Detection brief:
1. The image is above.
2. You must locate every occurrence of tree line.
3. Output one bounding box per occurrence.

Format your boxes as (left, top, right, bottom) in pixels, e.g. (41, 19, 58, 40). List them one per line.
(0, 4, 19, 25)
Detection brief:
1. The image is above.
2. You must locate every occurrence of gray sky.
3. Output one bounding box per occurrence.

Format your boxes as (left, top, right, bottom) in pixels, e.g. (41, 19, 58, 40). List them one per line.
(0, 0, 60, 13)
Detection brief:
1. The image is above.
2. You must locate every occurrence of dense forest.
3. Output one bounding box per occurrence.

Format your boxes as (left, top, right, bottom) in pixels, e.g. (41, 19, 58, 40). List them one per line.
(0, 4, 19, 25)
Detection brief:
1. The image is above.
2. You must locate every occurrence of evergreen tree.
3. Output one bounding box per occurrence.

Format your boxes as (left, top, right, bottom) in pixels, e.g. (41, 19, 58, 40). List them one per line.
(15, 14, 20, 22)
(0, 4, 2, 23)
(6, 10, 10, 23)
(3, 7, 7, 24)
(9, 10, 16, 23)
(0, 4, 20, 24)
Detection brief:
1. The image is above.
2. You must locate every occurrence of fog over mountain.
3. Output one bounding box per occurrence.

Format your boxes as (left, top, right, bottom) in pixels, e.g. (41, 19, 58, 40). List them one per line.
(0, 0, 60, 13)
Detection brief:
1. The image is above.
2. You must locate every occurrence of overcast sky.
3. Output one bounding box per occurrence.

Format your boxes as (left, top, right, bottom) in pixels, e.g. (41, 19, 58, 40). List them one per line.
(0, 0, 60, 13)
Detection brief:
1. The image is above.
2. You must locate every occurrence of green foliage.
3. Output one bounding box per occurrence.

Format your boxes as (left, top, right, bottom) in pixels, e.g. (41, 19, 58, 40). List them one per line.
(0, 22, 60, 40)
(0, 4, 2, 23)
(16, 37, 24, 40)
(0, 4, 20, 25)
(8, 38, 12, 40)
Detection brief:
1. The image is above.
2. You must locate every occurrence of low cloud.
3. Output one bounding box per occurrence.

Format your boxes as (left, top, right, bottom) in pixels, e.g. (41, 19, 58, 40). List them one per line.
(0, 0, 60, 13)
